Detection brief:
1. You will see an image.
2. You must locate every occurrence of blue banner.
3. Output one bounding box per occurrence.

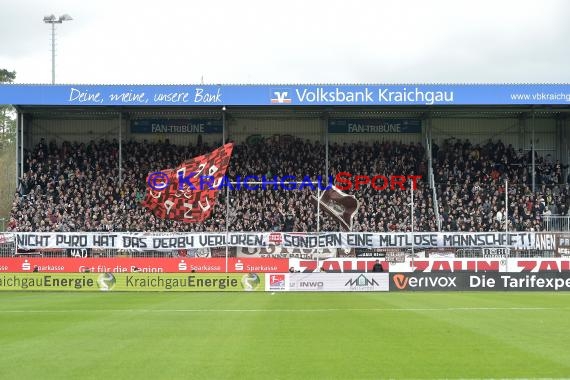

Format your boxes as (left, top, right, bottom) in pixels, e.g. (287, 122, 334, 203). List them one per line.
(131, 119, 222, 133)
(1, 84, 570, 106)
(328, 119, 421, 133)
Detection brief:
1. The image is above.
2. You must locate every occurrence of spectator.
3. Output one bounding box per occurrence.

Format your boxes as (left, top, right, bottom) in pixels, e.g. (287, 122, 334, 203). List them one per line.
(372, 260, 384, 272)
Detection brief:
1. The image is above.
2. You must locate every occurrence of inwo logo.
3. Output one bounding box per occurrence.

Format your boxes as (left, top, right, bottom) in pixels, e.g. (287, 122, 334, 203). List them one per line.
(270, 90, 292, 104)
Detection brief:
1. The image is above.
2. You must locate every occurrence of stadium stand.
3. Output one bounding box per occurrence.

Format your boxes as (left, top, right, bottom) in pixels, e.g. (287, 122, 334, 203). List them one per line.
(7, 137, 569, 233)
(434, 138, 570, 232)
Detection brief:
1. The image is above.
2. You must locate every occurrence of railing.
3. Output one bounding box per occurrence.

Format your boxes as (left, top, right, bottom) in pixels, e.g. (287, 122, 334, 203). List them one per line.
(543, 215, 570, 232)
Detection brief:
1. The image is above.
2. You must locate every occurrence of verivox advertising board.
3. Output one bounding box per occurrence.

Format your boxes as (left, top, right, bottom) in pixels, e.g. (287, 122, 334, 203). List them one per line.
(0, 273, 264, 292)
(265, 273, 389, 292)
(390, 272, 570, 291)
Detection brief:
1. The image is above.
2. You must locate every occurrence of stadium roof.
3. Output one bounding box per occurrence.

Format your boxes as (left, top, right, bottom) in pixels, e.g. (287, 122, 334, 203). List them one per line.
(1, 84, 570, 108)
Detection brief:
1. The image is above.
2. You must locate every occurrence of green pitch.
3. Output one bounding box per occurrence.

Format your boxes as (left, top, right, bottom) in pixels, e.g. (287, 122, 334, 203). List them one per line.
(1, 292, 569, 379)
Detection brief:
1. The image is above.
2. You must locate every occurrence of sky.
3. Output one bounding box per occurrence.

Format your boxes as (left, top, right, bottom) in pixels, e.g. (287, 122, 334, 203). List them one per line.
(1, 0, 569, 84)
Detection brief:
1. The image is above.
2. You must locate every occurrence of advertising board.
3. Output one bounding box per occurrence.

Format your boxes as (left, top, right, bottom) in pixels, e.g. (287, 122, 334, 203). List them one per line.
(265, 273, 389, 292)
(389, 259, 570, 272)
(390, 272, 570, 291)
(236, 246, 341, 259)
(0, 273, 264, 292)
(3, 84, 570, 106)
(0, 258, 289, 273)
(288, 258, 386, 273)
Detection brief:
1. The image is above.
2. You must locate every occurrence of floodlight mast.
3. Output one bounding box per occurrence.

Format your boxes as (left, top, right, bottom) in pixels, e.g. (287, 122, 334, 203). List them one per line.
(43, 14, 73, 84)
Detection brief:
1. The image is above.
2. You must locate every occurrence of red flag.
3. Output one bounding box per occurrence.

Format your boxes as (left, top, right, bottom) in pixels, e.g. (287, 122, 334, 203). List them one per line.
(141, 143, 234, 223)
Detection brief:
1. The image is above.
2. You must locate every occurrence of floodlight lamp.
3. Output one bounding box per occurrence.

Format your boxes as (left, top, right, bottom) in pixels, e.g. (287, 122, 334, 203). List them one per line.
(59, 14, 73, 22)
(43, 15, 56, 23)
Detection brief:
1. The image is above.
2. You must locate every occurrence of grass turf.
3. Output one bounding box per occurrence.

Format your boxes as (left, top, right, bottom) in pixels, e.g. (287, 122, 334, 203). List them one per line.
(0, 292, 569, 379)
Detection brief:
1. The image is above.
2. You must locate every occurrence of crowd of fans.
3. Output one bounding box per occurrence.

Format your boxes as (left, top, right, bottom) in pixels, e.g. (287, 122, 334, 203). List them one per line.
(7, 136, 569, 233)
(434, 138, 570, 231)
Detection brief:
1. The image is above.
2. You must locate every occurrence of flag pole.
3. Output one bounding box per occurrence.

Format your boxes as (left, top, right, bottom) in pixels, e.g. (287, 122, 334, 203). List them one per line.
(505, 178, 508, 233)
(223, 107, 228, 273)
(317, 187, 321, 232)
(411, 178, 415, 266)
(316, 186, 321, 272)
(225, 183, 229, 273)
(505, 178, 508, 259)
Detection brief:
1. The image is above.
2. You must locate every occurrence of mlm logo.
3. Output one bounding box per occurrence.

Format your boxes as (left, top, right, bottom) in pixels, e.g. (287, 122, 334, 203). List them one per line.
(345, 274, 379, 288)
(271, 90, 292, 104)
(392, 274, 408, 289)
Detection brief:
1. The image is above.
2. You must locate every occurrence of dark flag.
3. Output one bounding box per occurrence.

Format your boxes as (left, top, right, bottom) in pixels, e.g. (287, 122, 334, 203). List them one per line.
(311, 186, 359, 231)
(141, 143, 234, 223)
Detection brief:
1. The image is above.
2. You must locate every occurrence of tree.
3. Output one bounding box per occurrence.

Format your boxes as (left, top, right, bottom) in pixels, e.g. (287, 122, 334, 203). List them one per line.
(0, 69, 16, 83)
(0, 69, 17, 148)
(0, 69, 17, 222)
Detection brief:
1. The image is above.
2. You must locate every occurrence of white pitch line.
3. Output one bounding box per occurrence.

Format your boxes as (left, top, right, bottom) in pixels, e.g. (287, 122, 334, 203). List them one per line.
(0, 307, 566, 313)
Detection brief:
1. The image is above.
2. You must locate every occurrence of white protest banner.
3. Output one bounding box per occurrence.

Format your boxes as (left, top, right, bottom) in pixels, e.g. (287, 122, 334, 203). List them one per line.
(12, 231, 564, 251)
